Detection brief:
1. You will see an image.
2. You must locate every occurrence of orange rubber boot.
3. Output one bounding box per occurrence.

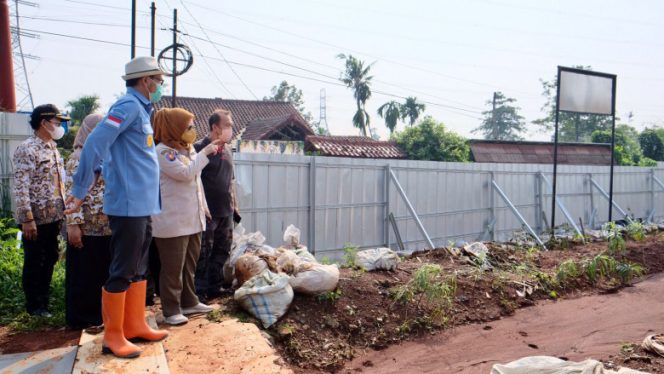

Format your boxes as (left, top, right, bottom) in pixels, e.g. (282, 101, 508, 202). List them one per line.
(124, 280, 168, 342)
(101, 288, 141, 358)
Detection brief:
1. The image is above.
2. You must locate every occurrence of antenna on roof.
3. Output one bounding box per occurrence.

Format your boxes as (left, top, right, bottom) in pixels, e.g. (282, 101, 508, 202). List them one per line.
(319, 88, 329, 134)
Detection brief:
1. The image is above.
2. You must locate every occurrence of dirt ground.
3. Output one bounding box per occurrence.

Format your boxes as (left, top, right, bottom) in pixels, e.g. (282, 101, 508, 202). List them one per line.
(3, 232, 664, 374)
(342, 272, 664, 373)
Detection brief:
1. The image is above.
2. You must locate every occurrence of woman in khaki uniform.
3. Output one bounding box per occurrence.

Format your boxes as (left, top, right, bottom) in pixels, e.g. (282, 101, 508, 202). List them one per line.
(151, 108, 221, 325)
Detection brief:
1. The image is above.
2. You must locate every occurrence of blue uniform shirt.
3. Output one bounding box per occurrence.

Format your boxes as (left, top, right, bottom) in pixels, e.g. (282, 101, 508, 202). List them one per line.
(72, 87, 161, 217)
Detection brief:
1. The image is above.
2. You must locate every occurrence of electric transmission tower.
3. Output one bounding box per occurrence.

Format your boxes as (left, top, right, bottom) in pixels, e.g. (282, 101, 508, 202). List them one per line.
(319, 88, 329, 135)
(10, 0, 39, 112)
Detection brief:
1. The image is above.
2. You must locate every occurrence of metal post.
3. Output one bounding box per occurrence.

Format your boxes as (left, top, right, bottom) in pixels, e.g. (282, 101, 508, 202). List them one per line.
(490, 172, 496, 241)
(171, 8, 177, 107)
(589, 177, 631, 221)
(538, 172, 583, 238)
(535, 172, 543, 232)
(130, 0, 136, 58)
(150, 2, 156, 57)
(648, 168, 655, 222)
(492, 179, 546, 248)
(388, 169, 434, 250)
(384, 164, 391, 247)
(308, 156, 316, 254)
(608, 77, 618, 222)
(551, 66, 562, 233)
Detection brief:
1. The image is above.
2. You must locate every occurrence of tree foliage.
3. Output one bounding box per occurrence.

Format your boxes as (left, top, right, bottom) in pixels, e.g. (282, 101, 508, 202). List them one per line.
(472, 92, 526, 140)
(393, 116, 469, 162)
(338, 54, 374, 137)
(377, 101, 401, 134)
(264, 81, 314, 123)
(401, 97, 426, 127)
(533, 66, 612, 142)
(591, 124, 655, 166)
(639, 128, 664, 161)
(65, 95, 100, 126)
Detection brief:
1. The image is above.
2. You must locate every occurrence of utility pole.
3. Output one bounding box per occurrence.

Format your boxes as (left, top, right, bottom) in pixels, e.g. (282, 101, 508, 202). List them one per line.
(171, 8, 177, 107)
(491, 91, 497, 140)
(319, 88, 329, 135)
(150, 2, 156, 57)
(130, 0, 136, 58)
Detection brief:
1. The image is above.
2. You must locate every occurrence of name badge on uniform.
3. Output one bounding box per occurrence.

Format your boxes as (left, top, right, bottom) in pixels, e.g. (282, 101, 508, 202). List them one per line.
(147, 134, 154, 148)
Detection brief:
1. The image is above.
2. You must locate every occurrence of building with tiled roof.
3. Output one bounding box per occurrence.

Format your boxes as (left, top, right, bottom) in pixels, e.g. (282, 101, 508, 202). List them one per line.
(242, 114, 313, 140)
(469, 139, 612, 165)
(305, 135, 407, 159)
(156, 96, 309, 142)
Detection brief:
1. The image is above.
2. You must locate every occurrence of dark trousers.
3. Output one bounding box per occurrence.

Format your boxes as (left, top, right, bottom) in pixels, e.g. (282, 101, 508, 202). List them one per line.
(106, 216, 152, 293)
(194, 215, 233, 297)
(22, 220, 61, 314)
(65, 235, 111, 328)
(145, 240, 161, 304)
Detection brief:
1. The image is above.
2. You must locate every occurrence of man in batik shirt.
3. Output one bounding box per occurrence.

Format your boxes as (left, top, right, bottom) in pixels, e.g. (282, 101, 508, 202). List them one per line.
(12, 104, 70, 317)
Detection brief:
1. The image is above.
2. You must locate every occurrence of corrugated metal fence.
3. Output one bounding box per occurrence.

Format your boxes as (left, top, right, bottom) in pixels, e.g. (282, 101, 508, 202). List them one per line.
(234, 153, 664, 259)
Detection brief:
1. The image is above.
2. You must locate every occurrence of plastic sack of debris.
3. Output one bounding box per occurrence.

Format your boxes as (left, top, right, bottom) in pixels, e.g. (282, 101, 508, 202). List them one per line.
(490, 356, 646, 374)
(355, 247, 400, 271)
(289, 264, 340, 295)
(643, 334, 664, 357)
(281, 224, 312, 256)
(274, 247, 303, 274)
(235, 253, 269, 287)
(463, 242, 492, 271)
(234, 270, 294, 328)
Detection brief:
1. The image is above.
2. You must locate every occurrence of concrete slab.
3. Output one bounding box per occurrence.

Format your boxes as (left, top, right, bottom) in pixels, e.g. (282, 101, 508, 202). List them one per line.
(0, 346, 77, 374)
(73, 313, 169, 374)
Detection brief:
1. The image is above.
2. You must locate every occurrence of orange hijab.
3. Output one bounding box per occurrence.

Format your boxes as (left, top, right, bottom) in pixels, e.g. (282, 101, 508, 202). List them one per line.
(153, 108, 194, 150)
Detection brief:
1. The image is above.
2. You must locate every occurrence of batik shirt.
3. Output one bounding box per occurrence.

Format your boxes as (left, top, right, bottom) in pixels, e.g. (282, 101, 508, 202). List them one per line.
(12, 135, 65, 225)
(65, 158, 112, 236)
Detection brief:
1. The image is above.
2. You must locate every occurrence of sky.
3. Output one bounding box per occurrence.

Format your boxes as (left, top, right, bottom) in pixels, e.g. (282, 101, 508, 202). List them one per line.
(9, 0, 664, 141)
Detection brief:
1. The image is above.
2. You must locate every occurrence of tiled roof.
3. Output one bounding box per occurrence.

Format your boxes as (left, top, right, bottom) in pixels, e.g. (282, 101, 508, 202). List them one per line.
(469, 140, 612, 165)
(155, 96, 307, 141)
(242, 114, 313, 140)
(305, 135, 407, 159)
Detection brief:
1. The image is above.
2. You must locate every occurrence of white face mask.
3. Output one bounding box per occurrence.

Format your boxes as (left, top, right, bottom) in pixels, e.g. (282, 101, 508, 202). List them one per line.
(47, 124, 65, 140)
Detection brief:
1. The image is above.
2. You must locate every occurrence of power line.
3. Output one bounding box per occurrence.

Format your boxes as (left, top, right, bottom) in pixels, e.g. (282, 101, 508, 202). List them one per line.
(179, 0, 258, 100)
(149, 0, 236, 99)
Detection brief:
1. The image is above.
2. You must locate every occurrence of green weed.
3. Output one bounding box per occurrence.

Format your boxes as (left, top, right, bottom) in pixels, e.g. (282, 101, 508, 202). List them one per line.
(342, 242, 358, 268)
(317, 288, 342, 303)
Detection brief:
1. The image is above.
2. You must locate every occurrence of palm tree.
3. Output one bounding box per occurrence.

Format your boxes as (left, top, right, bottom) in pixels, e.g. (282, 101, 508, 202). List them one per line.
(377, 101, 401, 134)
(401, 96, 426, 126)
(338, 54, 374, 137)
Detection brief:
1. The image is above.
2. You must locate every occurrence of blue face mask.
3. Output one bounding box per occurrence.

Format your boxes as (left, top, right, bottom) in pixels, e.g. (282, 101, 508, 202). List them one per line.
(150, 84, 163, 103)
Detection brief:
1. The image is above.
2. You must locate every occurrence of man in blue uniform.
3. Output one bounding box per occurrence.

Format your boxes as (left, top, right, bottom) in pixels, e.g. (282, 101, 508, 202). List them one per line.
(66, 57, 168, 358)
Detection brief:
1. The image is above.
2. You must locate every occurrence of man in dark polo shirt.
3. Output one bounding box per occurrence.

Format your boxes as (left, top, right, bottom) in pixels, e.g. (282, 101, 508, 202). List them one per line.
(194, 109, 240, 302)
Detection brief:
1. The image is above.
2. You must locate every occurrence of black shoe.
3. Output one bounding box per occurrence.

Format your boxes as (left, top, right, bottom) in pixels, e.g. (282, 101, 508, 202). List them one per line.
(31, 309, 52, 318)
(197, 294, 209, 304)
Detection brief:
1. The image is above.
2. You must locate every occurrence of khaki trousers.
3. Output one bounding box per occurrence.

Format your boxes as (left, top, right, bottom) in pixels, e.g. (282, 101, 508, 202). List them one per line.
(154, 233, 202, 317)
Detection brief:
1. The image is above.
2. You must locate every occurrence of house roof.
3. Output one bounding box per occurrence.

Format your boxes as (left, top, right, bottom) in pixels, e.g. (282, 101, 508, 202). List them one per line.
(469, 139, 612, 165)
(241, 114, 313, 140)
(305, 135, 407, 159)
(155, 96, 307, 141)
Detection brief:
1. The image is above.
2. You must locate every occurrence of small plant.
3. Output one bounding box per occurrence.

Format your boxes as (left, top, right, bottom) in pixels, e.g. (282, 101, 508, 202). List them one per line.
(548, 290, 558, 299)
(342, 242, 359, 268)
(625, 221, 646, 241)
(317, 288, 342, 303)
(207, 308, 224, 323)
(615, 262, 645, 285)
(604, 222, 626, 256)
(389, 264, 457, 325)
(582, 254, 617, 284)
(555, 260, 580, 286)
(525, 246, 539, 263)
(319, 256, 333, 265)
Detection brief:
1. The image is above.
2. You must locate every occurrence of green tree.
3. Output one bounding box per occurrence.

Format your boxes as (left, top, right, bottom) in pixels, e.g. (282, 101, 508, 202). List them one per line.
(392, 116, 469, 162)
(264, 81, 314, 123)
(639, 128, 664, 161)
(472, 92, 526, 140)
(533, 66, 613, 142)
(338, 54, 374, 137)
(401, 97, 426, 127)
(377, 101, 401, 134)
(591, 124, 654, 166)
(66, 95, 100, 126)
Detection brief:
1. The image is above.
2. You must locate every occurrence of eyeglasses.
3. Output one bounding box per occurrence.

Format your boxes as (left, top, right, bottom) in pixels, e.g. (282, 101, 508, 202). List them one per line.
(150, 77, 165, 85)
(48, 120, 62, 126)
(187, 125, 194, 130)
